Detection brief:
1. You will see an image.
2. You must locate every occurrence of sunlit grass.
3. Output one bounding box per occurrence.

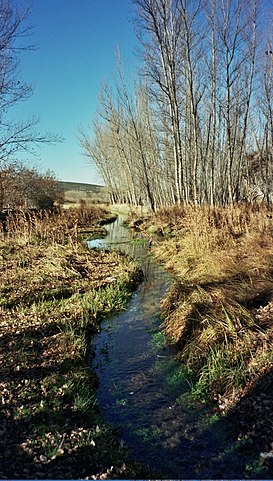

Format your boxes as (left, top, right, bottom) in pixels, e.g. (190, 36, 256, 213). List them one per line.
(146, 204, 273, 405)
(0, 207, 142, 479)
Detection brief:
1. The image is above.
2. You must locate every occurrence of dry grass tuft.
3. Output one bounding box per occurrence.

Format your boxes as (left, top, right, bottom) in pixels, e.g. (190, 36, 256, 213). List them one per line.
(0, 205, 109, 246)
(153, 203, 273, 284)
(150, 203, 273, 404)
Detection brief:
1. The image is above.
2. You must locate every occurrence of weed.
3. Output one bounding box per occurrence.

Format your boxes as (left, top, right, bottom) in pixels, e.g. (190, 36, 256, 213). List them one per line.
(245, 457, 268, 477)
(68, 376, 97, 415)
(150, 330, 167, 348)
(134, 427, 161, 442)
(129, 238, 147, 245)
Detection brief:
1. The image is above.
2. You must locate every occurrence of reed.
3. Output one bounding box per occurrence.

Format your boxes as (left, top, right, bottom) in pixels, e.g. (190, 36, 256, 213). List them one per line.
(0, 205, 108, 246)
(2, 209, 74, 245)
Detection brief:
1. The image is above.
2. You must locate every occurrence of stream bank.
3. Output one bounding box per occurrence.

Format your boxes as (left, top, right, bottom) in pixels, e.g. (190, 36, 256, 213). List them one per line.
(2, 204, 273, 479)
(89, 214, 273, 479)
(125, 204, 273, 478)
(0, 207, 144, 479)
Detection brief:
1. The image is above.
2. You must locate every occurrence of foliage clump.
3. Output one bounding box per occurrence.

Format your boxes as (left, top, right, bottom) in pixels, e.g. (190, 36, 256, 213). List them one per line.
(0, 165, 64, 211)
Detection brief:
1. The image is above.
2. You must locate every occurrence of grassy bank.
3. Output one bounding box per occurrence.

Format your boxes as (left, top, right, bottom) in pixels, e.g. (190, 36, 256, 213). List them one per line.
(0, 207, 142, 479)
(130, 206, 273, 390)
(128, 204, 273, 474)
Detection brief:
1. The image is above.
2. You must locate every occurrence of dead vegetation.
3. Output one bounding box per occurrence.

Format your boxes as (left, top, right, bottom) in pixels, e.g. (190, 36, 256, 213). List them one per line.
(0, 207, 142, 479)
(130, 204, 273, 406)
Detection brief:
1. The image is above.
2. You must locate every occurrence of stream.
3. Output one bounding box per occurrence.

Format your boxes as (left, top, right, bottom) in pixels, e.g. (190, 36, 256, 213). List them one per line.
(88, 217, 252, 479)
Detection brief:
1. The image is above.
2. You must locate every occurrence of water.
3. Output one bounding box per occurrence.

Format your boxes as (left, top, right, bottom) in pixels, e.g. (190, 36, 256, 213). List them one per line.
(88, 217, 254, 478)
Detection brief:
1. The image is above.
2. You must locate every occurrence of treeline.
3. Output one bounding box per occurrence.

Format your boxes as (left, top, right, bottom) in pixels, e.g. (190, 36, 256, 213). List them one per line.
(81, 0, 273, 209)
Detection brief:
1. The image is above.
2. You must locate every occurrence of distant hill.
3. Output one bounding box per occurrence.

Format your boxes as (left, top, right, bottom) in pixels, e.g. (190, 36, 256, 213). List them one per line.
(59, 181, 107, 205)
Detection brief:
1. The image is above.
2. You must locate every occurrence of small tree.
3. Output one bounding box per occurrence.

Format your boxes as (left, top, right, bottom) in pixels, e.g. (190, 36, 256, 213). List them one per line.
(27, 169, 64, 209)
(0, 0, 62, 209)
(1, 165, 63, 210)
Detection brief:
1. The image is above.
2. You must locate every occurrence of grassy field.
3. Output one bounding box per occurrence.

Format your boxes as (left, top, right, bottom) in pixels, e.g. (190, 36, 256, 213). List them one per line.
(0, 206, 143, 479)
(59, 181, 107, 207)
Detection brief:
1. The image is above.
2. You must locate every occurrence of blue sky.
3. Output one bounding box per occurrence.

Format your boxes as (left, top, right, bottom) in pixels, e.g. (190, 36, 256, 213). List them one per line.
(12, 0, 137, 185)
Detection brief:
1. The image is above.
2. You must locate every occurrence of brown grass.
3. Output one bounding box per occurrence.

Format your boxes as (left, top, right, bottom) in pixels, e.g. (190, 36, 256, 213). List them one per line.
(147, 203, 273, 404)
(0, 207, 142, 479)
(0, 205, 109, 245)
(153, 203, 273, 283)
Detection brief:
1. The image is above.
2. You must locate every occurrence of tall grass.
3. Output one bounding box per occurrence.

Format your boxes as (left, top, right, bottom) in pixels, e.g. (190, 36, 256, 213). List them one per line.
(0, 205, 108, 246)
(152, 203, 273, 405)
(154, 204, 273, 283)
(1, 209, 75, 245)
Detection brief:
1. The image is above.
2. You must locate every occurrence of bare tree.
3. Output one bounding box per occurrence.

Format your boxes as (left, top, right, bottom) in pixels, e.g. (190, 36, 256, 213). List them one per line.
(82, 0, 266, 210)
(0, 0, 61, 209)
(134, 0, 187, 203)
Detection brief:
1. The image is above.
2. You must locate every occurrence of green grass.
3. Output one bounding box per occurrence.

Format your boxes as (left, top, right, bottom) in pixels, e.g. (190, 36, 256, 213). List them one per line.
(133, 427, 161, 442)
(150, 330, 168, 348)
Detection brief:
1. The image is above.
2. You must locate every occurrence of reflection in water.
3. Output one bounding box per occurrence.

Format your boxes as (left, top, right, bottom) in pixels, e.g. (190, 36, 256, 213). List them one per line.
(88, 216, 154, 280)
(88, 217, 246, 478)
